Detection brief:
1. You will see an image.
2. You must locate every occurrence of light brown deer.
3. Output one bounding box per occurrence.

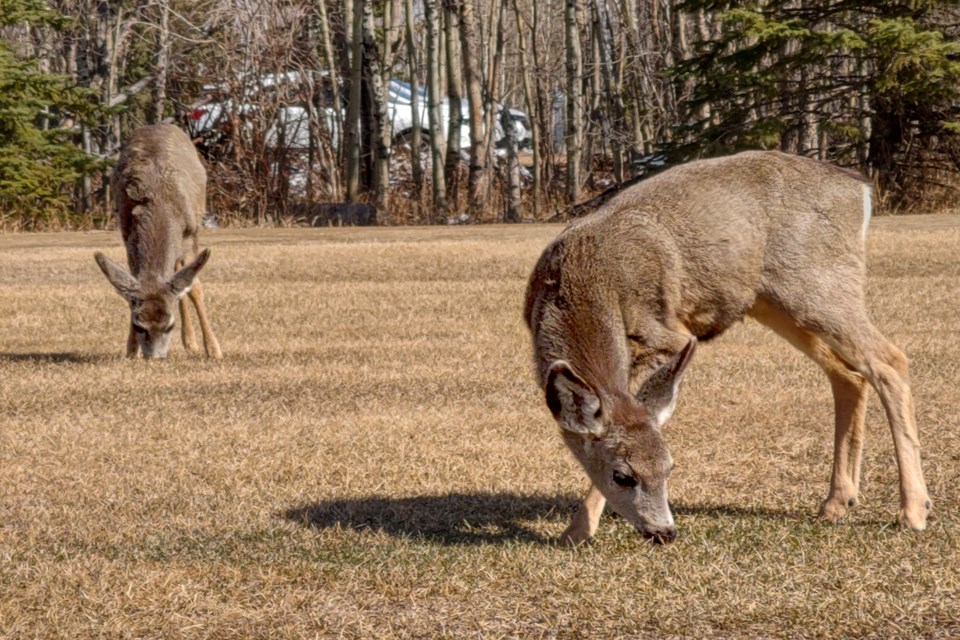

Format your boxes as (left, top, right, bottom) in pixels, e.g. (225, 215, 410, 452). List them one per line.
(95, 124, 222, 360)
(525, 151, 930, 544)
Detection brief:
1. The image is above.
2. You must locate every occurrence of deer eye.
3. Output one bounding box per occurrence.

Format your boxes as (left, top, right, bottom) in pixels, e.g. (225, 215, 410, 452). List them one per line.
(612, 470, 638, 488)
(132, 323, 147, 335)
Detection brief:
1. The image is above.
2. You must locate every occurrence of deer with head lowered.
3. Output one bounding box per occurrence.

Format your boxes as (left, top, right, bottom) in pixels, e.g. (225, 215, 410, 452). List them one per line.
(525, 151, 930, 544)
(95, 124, 222, 360)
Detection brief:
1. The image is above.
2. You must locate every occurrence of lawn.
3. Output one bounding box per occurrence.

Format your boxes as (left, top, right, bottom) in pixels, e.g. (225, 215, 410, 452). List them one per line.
(1, 218, 958, 638)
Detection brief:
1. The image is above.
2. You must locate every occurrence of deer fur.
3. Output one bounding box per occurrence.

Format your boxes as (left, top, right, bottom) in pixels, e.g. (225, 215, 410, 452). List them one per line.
(525, 150, 930, 544)
(95, 124, 222, 360)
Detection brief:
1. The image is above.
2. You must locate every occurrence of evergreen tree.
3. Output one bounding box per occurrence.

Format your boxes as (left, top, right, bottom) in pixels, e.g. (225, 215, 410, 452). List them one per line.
(674, 1, 960, 210)
(0, 0, 102, 227)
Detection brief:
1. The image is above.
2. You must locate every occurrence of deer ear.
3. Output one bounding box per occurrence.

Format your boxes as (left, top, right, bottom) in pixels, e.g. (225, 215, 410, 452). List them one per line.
(94, 252, 139, 302)
(545, 361, 606, 437)
(636, 337, 697, 428)
(168, 248, 210, 298)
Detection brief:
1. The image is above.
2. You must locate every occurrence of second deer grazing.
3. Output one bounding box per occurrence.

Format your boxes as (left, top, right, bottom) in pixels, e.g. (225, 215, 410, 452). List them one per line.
(524, 151, 930, 544)
(95, 124, 222, 360)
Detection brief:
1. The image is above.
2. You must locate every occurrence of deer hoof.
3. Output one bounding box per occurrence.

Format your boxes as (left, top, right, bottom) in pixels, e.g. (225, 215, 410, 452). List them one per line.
(559, 523, 593, 547)
(898, 503, 930, 531)
(818, 496, 854, 523)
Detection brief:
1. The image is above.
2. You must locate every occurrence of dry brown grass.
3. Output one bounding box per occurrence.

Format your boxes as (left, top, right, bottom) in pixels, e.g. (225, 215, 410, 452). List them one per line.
(1, 217, 959, 639)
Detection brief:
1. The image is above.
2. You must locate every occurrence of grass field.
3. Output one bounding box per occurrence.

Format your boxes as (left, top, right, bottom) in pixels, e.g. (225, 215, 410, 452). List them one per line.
(1, 217, 959, 638)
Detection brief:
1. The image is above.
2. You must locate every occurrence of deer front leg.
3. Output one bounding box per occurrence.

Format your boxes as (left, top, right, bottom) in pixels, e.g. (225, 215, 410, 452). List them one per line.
(175, 258, 200, 354)
(560, 484, 606, 546)
(126, 325, 139, 358)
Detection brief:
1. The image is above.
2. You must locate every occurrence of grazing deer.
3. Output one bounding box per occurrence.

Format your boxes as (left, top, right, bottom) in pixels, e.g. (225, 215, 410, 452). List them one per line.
(95, 124, 222, 360)
(525, 151, 930, 544)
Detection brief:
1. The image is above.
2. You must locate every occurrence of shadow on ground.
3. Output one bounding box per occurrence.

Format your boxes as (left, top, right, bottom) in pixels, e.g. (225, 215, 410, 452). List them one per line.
(0, 351, 107, 364)
(284, 492, 577, 545)
(285, 493, 819, 546)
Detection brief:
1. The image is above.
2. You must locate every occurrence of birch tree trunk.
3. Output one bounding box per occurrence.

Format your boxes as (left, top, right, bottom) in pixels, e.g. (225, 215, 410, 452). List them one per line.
(511, 0, 541, 217)
(403, 0, 424, 208)
(425, 0, 448, 220)
(458, 0, 486, 217)
(317, 0, 344, 157)
(361, 0, 390, 213)
(345, 0, 364, 202)
(565, 0, 583, 203)
(382, 0, 395, 87)
(151, 0, 170, 124)
(500, 104, 520, 222)
(592, 0, 623, 182)
(444, 0, 463, 206)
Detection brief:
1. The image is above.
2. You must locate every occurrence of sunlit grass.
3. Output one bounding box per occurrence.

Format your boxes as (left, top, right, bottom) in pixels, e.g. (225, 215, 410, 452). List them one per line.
(1, 218, 958, 638)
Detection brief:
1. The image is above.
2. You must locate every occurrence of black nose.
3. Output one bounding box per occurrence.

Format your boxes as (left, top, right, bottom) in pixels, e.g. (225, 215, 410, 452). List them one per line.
(642, 526, 677, 544)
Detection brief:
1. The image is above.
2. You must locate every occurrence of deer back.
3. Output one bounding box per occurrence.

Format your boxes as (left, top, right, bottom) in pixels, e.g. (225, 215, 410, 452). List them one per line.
(526, 150, 871, 394)
(112, 124, 206, 281)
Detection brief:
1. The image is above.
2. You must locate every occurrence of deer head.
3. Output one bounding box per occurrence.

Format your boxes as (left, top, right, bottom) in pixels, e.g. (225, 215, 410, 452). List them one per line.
(94, 249, 210, 359)
(546, 338, 696, 542)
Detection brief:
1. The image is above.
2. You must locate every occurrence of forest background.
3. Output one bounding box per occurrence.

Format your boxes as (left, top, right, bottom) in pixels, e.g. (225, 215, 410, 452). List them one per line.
(3, 0, 960, 229)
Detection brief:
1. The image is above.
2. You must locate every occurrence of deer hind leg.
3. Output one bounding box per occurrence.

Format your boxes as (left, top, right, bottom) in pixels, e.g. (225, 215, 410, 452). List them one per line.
(175, 258, 201, 354)
(825, 326, 930, 530)
(186, 277, 222, 360)
(752, 296, 930, 530)
(560, 483, 606, 546)
(749, 299, 868, 522)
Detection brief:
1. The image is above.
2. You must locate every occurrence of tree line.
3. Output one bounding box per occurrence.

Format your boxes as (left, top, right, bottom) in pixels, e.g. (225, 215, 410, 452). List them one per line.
(2, 0, 960, 229)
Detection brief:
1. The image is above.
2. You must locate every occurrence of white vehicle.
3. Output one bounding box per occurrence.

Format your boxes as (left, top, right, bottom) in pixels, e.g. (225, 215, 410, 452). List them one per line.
(387, 80, 531, 153)
(186, 73, 532, 154)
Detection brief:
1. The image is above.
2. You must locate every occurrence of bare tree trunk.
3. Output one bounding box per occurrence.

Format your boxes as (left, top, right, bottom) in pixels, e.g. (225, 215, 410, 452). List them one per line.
(480, 0, 504, 196)
(530, 0, 555, 198)
(403, 0, 424, 210)
(102, 2, 131, 208)
(459, 0, 486, 217)
(151, 0, 170, 124)
(425, 0, 448, 220)
(584, 16, 600, 188)
(692, 8, 712, 127)
(623, 0, 644, 160)
(382, 0, 395, 87)
(593, 0, 623, 182)
(511, 0, 541, 218)
(317, 0, 344, 157)
(361, 0, 390, 213)
(345, 0, 364, 202)
(500, 104, 521, 221)
(565, 0, 583, 203)
(444, 0, 463, 207)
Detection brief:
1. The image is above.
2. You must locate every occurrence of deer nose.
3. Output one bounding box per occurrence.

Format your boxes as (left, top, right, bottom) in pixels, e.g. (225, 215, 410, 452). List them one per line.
(641, 526, 677, 544)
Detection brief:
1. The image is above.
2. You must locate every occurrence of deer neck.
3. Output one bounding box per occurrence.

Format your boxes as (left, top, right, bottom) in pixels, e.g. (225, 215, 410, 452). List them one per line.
(547, 294, 632, 401)
(125, 203, 181, 282)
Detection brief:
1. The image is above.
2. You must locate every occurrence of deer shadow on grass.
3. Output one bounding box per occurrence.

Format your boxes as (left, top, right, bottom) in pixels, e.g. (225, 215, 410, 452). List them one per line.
(0, 351, 107, 364)
(284, 492, 577, 546)
(285, 493, 823, 546)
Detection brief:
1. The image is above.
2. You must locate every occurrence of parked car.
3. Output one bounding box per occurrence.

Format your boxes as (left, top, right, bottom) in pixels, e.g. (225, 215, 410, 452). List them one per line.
(186, 72, 532, 155)
(386, 80, 532, 153)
